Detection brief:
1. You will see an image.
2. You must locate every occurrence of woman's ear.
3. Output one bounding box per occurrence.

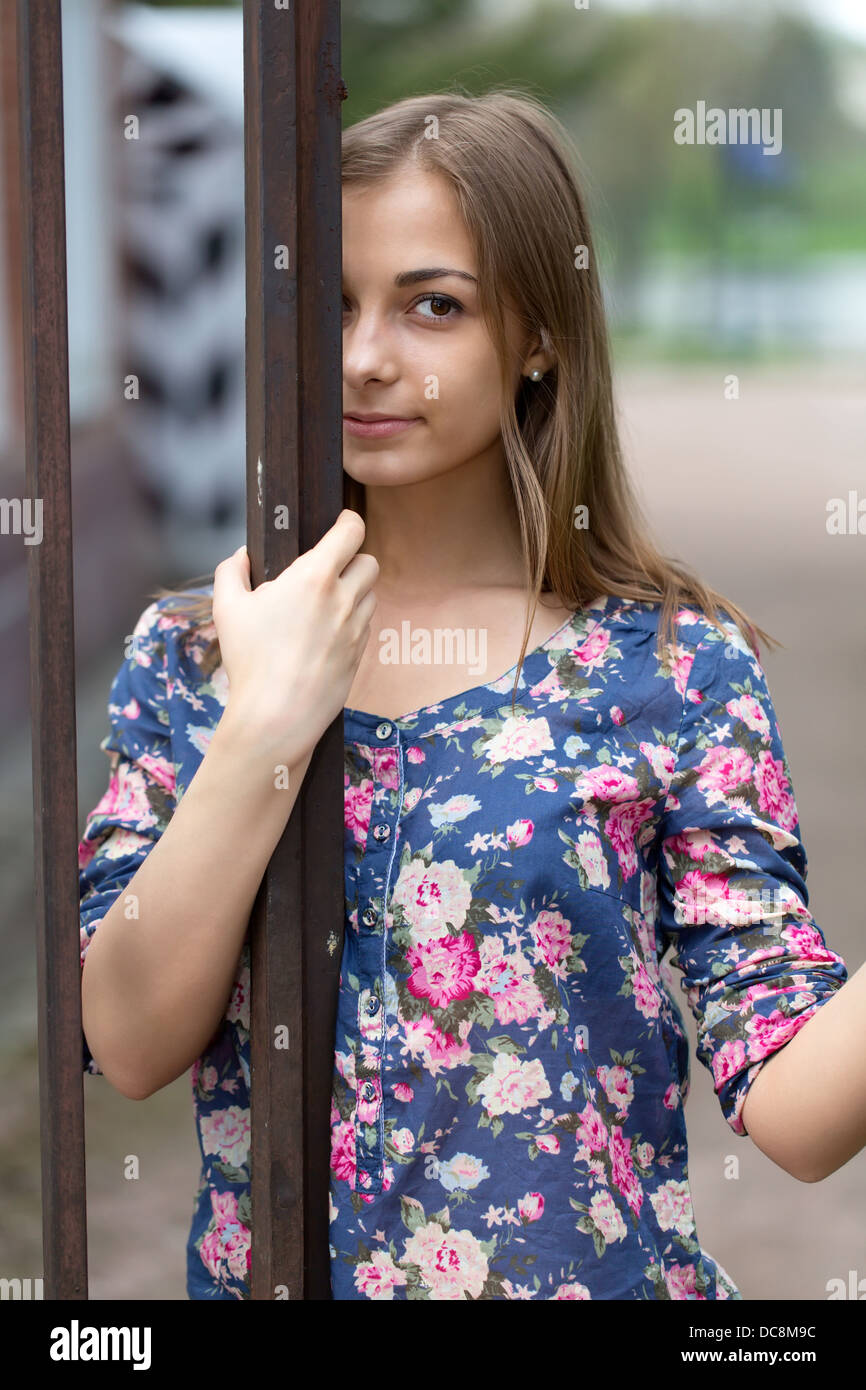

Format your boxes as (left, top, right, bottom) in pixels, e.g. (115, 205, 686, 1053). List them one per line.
(524, 326, 555, 377)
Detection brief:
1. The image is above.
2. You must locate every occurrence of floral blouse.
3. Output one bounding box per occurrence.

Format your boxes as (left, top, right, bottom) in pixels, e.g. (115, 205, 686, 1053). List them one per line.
(78, 588, 847, 1300)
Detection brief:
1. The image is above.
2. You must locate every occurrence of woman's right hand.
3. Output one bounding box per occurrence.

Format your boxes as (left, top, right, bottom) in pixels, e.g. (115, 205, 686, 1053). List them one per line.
(211, 509, 378, 765)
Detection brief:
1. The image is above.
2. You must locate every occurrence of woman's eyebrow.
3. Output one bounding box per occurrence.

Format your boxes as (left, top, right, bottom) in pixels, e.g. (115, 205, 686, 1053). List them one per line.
(393, 267, 478, 288)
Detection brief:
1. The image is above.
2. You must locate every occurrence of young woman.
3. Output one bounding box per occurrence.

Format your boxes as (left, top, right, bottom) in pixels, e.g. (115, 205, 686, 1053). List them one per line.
(78, 89, 857, 1301)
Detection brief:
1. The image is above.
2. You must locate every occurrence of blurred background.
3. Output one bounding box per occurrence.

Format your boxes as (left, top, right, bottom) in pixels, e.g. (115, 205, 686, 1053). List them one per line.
(0, 0, 864, 1299)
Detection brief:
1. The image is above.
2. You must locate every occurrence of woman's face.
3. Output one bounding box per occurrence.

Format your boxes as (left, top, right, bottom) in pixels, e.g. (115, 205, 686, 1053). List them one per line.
(342, 165, 531, 489)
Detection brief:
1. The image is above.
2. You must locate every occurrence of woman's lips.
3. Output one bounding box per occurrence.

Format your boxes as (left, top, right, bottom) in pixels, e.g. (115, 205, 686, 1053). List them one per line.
(343, 416, 421, 439)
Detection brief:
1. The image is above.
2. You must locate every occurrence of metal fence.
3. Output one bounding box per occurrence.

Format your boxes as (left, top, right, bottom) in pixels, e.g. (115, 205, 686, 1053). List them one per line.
(19, 0, 346, 1299)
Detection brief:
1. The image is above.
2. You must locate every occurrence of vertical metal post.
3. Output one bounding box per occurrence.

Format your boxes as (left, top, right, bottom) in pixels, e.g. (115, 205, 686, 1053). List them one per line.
(243, 0, 345, 1299)
(18, 0, 88, 1299)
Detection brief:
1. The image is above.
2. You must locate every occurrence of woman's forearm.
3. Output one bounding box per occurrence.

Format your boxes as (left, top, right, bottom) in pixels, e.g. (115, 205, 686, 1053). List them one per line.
(741, 957, 866, 1182)
(81, 707, 315, 1100)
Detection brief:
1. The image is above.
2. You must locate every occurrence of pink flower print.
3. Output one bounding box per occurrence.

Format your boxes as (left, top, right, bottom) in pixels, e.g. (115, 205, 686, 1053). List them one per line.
(226, 963, 250, 1029)
(639, 740, 678, 787)
(576, 1102, 609, 1153)
(344, 777, 373, 845)
(668, 645, 694, 699)
(481, 715, 555, 765)
(781, 919, 840, 965)
(425, 1018, 473, 1073)
(598, 1064, 634, 1118)
(506, 818, 534, 848)
(533, 776, 559, 792)
(330, 1118, 357, 1185)
(587, 1189, 627, 1244)
(137, 750, 176, 792)
(200, 1105, 249, 1168)
(711, 1037, 747, 1088)
(96, 828, 149, 866)
(86, 762, 153, 827)
(673, 869, 735, 926)
(372, 746, 399, 789)
(664, 829, 718, 864)
(476, 1053, 552, 1117)
(745, 1007, 810, 1063)
(493, 976, 546, 1026)
(536, 1134, 560, 1154)
(631, 958, 662, 1020)
(550, 1281, 591, 1299)
(406, 931, 481, 1009)
(528, 908, 573, 967)
(611, 705, 624, 725)
(390, 857, 472, 944)
(390, 1127, 414, 1154)
(476, 936, 546, 1026)
(193, 1062, 218, 1093)
(727, 693, 771, 740)
(608, 1126, 643, 1217)
(402, 1221, 489, 1300)
(400, 1013, 473, 1075)
(665, 1263, 706, 1300)
(517, 1192, 544, 1223)
(649, 1179, 695, 1237)
(77, 838, 98, 872)
(754, 750, 798, 832)
(573, 765, 640, 805)
(199, 1189, 251, 1285)
(402, 786, 424, 815)
(573, 830, 610, 889)
(353, 1250, 408, 1300)
(696, 744, 754, 796)
(406, 745, 426, 763)
(393, 1082, 414, 1102)
(605, 798, 655, 878)
(572, 625, 610, 671)
(529, 668, 569, 702)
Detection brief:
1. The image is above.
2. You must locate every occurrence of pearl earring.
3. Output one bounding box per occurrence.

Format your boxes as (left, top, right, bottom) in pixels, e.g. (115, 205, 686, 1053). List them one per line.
(529, 368, 543, 381)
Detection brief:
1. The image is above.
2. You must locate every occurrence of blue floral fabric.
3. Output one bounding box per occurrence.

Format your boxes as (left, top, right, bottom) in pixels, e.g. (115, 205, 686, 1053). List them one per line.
(78, 589, 847, 1299)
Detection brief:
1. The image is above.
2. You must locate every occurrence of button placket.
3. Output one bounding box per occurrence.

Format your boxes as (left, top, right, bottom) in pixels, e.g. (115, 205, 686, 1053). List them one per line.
(352, 718, 402, 1194)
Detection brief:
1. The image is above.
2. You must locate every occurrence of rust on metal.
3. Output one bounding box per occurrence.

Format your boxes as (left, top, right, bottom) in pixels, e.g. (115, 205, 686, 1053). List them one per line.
(243, 0, 344, 1300)
(18, 0, 88, 1300)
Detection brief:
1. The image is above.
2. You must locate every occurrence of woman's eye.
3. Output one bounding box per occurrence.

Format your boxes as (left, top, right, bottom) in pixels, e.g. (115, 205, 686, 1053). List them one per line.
(412, 293, 462, 322)
(341, 293, 463, 322)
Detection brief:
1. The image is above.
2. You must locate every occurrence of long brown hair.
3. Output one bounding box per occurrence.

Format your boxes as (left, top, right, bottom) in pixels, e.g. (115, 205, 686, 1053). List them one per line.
(152, 85, 778, 706)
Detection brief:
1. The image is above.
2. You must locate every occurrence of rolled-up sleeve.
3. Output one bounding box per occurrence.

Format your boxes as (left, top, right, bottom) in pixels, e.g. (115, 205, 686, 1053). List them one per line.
(655, 617, 847, 1137)
(78, 601, 177, 1075)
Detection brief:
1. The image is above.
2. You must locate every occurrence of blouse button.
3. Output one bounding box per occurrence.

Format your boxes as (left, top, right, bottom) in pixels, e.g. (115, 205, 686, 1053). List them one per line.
(365, 996, 380, 1016)
(376, 721, 392, 740)
(361, 906, 378, 927)
(372, 823, 390, 842)
(361, 1081, 377, 1102)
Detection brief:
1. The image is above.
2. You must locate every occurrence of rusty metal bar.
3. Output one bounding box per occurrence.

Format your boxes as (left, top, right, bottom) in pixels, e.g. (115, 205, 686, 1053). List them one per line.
(18, 0, 88, 1299)
(243, 0, 345, 1299)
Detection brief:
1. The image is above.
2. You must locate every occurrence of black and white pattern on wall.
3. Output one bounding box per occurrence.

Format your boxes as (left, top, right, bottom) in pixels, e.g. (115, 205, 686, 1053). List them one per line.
(108, 8, 246, 573)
